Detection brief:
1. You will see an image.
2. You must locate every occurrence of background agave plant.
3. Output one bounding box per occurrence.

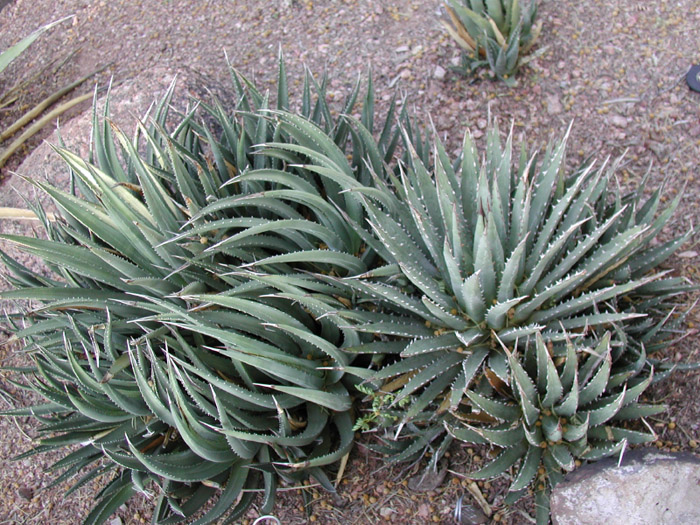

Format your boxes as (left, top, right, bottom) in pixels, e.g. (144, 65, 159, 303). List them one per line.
(0, 55, 407, 523)
(443, 0, 543, 84)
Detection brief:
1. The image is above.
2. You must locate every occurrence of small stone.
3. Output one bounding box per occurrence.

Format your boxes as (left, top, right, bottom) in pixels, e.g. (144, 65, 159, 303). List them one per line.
(433, 65, 447, 80)
(610, 114, 628, 128)
(109, 518, 123, 525)
(551, 450, 700, 525)
(476, 118, 487, 130)
(18, 487, 33, 500)
(408, 465, 447, 492)
(379, 507, 394, 519)
(395, 45, 409, 53)
(451, 55, 462, 67)
(546, 94, 563, 115)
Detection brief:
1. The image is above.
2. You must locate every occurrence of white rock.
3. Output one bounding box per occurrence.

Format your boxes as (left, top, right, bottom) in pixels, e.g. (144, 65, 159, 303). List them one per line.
(546, 94, 563, 115)
(610, 114, 628, 128)
(551, 450, 700, 525)
(433, 65, 447, 80)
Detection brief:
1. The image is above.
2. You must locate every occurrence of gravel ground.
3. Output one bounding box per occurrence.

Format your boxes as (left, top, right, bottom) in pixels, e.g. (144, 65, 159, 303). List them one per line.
(0, 0, 699, 523)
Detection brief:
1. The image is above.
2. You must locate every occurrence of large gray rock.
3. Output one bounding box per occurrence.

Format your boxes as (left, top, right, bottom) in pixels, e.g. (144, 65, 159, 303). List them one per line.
(550, 449, 700, 525)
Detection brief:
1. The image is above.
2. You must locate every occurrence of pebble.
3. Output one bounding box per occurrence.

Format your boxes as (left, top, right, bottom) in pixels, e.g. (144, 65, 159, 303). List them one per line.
(434, 65, 446, 80)
(609, 114, 628, 128)
(546, 94, 563, 115)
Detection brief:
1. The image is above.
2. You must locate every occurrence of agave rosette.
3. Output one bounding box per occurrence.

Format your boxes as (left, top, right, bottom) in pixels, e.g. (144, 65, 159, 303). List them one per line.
(446, 331, 661, 523)
(443, 0, 542, 83)
(336, 123, 691, 431)
(0, 55, 403, 523)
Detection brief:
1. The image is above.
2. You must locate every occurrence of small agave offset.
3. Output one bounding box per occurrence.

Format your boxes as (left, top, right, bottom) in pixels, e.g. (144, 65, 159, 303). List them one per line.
(442, 0, 543, 84)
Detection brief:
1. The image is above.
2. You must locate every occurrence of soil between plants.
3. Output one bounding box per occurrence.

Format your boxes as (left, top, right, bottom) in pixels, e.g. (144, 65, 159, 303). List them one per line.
(0, 1, 699, 523)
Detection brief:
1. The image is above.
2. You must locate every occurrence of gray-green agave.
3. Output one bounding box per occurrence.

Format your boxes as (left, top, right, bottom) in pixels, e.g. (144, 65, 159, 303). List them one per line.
(308, 120, 694, 522)
(443, 0, 542, 84)
(447, 331, 661, 523)
(0, 55, 402, 524)
(333, 123, 691, 441)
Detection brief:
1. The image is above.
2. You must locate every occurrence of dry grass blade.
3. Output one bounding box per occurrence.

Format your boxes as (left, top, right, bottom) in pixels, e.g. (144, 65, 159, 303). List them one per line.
(465, 480, 492, 517)
(0, 91, 93, 168)
(335, 450, 350, 487)
(0, 61, 54, 109)
(0, 207, 57, 221)
(0, 49, 79, 109)
(0, 63, 111, 142)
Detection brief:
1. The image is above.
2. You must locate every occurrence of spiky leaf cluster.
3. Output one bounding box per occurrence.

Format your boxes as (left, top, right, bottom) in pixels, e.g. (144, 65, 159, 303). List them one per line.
(447, 331, 661, 523)
(0, 56, 405, 524)
(334, 124, 691, 434)
(443, 0, 542, 84)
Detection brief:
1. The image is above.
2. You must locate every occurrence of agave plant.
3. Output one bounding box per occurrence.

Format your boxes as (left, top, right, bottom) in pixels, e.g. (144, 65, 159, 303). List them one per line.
(326, 123, 692, 453)
(0, 55, 405, 523)
(443, 0, 543, 84)
(446, 331, 662, 523)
